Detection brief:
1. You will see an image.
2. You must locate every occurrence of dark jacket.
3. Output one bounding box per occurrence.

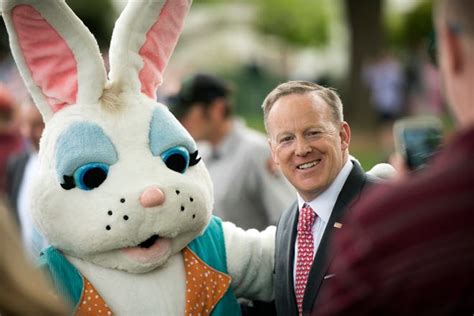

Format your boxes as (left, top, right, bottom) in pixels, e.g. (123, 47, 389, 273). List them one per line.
(274, 161, 377, 315)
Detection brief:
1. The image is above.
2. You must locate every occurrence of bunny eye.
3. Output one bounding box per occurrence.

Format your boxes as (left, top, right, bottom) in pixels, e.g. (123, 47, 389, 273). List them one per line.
(73, 162, 109, 190)
(161, 146, 190, 174)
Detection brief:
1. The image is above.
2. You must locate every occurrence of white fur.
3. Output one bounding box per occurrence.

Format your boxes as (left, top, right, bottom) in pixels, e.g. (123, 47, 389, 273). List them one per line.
(109, 0, 191, 93)
(223, 222, 276, 300)
(32, 95, 213, 273)
(367, 162, 396, 180)
(1, 0, 106, 121)
(1, 0, 277, 313)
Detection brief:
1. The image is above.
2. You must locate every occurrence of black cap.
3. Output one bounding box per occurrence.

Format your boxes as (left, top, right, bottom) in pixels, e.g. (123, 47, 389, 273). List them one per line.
(168, 73, 231, 118)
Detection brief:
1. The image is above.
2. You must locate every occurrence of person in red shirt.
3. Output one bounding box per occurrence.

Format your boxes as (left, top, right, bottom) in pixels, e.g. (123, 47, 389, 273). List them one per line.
(312, 0, 474, 315)
(0, 84, 22, 196)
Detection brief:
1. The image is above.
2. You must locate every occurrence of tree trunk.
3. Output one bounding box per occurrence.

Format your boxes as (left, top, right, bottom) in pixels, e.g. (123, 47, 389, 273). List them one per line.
(344, 0, 385, 128)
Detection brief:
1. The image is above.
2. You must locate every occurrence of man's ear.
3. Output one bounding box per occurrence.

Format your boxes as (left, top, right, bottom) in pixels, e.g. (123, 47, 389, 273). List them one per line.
(208, 98, 227, 121)
(444, 25, 464, 73)
(339, 121, 351, 151)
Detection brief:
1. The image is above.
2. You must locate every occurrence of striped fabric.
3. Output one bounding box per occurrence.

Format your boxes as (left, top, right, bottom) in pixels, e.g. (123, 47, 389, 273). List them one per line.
(313, 127, 474, 316)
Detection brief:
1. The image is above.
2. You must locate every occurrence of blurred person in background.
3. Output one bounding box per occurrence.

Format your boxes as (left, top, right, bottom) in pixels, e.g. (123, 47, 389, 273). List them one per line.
(363, 50, 406, 123)
(312, 0, 474, 315)
(0, 84, 22, 197)
(363, 51, 406, 156)
(0, 198, 66, 316)
(405, 44, 444, 117)
(262, 81, 393, 316)
(6, 98, 48, 260)
(169, 73, 294, 231)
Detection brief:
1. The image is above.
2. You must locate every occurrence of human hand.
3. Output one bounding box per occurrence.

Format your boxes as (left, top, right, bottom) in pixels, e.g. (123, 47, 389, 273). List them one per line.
(389, 153, 410, 180)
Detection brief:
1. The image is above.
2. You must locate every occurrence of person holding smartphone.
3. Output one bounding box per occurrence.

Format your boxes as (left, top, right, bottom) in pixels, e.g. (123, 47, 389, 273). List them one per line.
(312, 0, 474, 315)
(390, 115, 444, 176)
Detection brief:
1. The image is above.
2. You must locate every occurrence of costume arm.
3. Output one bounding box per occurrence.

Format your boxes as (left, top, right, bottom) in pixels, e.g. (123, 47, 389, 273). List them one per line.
(366, 163, 396, 180)
(222, 221, 275, 301)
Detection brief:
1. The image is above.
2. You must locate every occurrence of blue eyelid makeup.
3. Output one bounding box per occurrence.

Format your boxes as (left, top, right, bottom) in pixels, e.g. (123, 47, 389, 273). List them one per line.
(55, 122, 118, 181)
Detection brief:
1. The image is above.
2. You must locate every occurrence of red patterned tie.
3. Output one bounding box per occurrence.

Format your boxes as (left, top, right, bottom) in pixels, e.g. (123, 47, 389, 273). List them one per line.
(295, 203, 316, 315)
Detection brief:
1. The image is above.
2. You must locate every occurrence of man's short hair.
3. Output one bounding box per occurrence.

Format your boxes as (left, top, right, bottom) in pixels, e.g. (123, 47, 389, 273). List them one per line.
(436, 0, 474, 38)
(168, 73, 232, 119)
(261, 81, 344, 132)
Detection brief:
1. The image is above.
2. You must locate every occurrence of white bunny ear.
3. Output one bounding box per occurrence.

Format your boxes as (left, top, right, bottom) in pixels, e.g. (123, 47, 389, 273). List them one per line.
(108, 0, 191, 100)
(1, 0, 107, 122)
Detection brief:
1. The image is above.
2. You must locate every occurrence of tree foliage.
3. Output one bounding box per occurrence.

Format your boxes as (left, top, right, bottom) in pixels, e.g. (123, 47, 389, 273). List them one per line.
(387, 0, 434, 49)
(255, 0, 330, 48)
(343, 0, 385, 127)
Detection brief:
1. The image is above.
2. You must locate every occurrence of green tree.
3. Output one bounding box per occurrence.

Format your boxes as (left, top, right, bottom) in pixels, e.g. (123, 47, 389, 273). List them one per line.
(387, 0, 434, 50)
(343, 0, 385, 127)
(254, 0, 331, 77)
(253, 0, 384, 128)
(255, 0, 330, 48)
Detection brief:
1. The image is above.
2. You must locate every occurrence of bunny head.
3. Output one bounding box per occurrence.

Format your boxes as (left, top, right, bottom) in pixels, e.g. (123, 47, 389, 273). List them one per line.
(1, 0, 214, 273)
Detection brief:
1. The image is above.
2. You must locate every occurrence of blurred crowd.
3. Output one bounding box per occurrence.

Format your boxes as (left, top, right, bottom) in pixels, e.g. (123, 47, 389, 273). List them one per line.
(362, 46, 444, 156)
(363, 47, 443, 123)
(0, 62, 48, 260)
(0, 0, 473, 314)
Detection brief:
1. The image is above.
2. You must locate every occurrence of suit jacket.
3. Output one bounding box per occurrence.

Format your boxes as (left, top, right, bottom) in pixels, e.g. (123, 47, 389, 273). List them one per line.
(6, 150, 31, 225)
(274, 161, 377, 316)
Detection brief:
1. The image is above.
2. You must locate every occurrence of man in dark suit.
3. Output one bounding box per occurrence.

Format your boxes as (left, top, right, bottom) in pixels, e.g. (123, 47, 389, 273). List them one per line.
(312, 0, 474, 315)
(261, 81, 386, 315)
(6, 100, 46, 259)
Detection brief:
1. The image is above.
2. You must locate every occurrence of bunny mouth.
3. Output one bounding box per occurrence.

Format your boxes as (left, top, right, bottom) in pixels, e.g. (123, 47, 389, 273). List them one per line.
(122, 235, 171, 263)
(138, 234, 160, 248)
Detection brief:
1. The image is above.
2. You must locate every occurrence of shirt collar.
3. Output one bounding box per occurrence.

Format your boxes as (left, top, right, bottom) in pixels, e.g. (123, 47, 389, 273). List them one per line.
(297, 158, 353, 223)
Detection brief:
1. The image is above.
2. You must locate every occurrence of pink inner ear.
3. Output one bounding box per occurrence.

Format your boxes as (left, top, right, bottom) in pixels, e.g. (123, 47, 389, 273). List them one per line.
(12, 5, 78, 112)
(138, 0, 188, 100)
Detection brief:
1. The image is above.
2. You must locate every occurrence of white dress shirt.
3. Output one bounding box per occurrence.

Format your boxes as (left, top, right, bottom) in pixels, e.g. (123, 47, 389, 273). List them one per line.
(293, 159, 353, 284)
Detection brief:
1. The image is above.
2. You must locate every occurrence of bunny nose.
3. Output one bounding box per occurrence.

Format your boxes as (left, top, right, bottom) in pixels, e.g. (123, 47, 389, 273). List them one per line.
(140, 186, 165, 208)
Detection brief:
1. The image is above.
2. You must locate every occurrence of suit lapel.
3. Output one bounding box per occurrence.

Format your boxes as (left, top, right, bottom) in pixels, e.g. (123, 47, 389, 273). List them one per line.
(302, 161, 369, 313)
(275, 201, 299, 315)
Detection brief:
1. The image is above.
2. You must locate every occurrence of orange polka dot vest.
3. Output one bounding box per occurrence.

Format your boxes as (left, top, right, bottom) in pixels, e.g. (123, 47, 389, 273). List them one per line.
(39, 216, 241, 315)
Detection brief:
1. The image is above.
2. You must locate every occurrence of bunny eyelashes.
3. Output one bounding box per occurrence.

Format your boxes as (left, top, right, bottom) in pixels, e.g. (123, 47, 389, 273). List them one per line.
(56, 115, 202, 191)
(59, 147, 201, 191)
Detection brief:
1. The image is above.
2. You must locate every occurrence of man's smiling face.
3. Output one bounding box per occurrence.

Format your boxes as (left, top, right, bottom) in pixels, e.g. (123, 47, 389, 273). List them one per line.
(267, 92, 350, 201)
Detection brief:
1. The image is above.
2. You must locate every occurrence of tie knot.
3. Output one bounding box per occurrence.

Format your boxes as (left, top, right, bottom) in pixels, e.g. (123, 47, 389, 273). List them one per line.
(298, 204, 316, 232)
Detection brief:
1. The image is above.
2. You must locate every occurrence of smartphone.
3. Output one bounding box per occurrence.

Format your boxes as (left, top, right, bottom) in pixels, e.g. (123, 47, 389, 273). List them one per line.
(393, 116, 443, 171)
